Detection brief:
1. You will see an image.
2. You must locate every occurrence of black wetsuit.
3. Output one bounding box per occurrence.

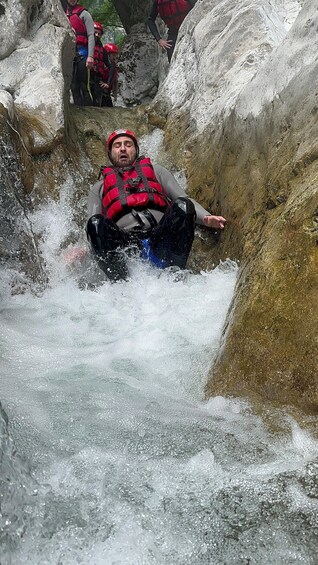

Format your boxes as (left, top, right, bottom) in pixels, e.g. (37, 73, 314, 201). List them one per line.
(69, 9, 95, 106)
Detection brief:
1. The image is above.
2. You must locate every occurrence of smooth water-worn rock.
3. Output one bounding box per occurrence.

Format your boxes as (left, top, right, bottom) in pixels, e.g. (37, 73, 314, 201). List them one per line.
(119, 24, 161, 106)
(117, 10, 169, 105)
(113, 0, 153, 33)
(0, 105, 44, 282)
(0, 0, 73, 148)
(151, 0, 318, 413)
(0, 0, 89, 280)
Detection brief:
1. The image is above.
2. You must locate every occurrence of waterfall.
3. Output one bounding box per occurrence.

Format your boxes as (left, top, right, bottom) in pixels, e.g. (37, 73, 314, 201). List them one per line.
(1, 0, 317, 560)
(0, 189, 317, 563)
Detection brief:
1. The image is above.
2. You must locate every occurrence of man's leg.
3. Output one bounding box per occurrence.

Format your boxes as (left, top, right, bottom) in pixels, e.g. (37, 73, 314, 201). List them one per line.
(71, 57, 82, 106)
(148, 197, 196, 269)
(86, 215, 130, 281)
(100, 91, 113, 107)
(89, 75, 98, 107)
(90, 77, 105, 107)
(76, 58, 93, 106)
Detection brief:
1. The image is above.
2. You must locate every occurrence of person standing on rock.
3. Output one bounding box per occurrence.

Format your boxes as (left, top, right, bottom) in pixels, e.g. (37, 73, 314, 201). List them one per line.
(66, 0, 95, 105)
(90, 22, 115, 107)
(147, 0, 197, 62)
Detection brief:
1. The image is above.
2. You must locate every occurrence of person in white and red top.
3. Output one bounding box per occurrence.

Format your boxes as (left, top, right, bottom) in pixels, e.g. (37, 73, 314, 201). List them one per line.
(66, 0, 95, 105)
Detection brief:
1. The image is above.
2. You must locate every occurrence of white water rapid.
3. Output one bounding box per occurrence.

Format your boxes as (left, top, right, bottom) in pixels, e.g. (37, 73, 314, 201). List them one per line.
(1, 132, 317, 564)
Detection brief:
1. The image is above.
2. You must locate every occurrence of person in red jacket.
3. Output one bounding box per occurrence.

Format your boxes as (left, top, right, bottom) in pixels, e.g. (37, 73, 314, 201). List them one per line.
(90, 22, 114, 107)
(86, 129, 226, 281)
(66, 0, 95, 105)
(147, 0, 197, 62)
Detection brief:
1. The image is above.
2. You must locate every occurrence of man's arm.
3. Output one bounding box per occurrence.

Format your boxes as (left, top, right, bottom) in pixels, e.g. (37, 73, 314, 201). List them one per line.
(103, 50, 111, 69)
(81, 11, 95, 64)
(147, 0, 174, 51)
(153, 164, 226, 229)
(147, 1, 161, 41)
(87, 180, 103, 219)
(107, 61, 116, 88)
(153, 164, 209, 224)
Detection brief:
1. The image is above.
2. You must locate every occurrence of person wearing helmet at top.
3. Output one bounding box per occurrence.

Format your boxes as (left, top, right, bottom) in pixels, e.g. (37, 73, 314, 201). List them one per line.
(66, 0, 95, 105)
(147, 0, 197, 62)
(90, 21, 115, 107)
(103, 43, 119, 103)
(85, 129, 226, 281)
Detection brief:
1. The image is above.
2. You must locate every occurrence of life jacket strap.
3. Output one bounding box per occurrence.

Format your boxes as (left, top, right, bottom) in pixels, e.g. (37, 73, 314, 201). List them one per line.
(131, 209, 158, 230)
(142, 209, 158, 228)
(134, 160, 155, 205)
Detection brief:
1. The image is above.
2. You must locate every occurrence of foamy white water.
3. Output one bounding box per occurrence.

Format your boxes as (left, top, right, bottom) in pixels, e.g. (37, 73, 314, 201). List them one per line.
(0, 192, 317, 564)
(1, 260, 317, 564)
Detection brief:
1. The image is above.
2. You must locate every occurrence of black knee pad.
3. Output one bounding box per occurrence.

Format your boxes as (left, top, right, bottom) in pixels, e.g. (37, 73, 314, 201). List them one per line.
(172, 197, 195, 216)
(86, 215, 130, 256)
(86, 214, 104, 232)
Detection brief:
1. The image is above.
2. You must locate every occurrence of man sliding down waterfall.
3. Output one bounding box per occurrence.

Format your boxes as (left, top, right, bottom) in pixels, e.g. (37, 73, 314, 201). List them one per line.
(74, 129, 226, 281)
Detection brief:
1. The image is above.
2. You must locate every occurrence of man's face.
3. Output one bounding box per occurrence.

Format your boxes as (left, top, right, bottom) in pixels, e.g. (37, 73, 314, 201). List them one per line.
(67, 0, 78, 6)
(94, 30, 102, 40)
(110, 136, 137, 167)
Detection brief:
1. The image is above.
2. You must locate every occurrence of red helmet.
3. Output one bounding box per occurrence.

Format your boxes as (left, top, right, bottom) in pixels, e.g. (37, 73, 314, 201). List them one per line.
(94, 21, 104, 33)
(107, 129, 139, 153)
(104, 43, 119, 54)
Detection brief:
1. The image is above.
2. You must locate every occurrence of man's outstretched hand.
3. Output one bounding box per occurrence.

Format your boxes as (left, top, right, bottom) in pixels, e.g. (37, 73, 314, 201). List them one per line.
(203, 215, 227, 229)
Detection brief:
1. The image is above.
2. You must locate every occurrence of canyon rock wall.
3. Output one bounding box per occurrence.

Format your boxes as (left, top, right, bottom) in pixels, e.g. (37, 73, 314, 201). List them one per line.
(151, 0, 318, 413)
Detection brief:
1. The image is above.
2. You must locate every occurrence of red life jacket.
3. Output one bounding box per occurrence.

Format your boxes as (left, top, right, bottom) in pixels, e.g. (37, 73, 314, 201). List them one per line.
(93, 43, 108, 80)
(102, 157, 170, 222)
(66, 4, 88, 46)
(157, 0, 192, 30)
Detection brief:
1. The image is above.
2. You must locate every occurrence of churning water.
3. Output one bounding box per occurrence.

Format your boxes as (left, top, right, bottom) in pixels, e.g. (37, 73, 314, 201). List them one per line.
(0, 197, 317, 565)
